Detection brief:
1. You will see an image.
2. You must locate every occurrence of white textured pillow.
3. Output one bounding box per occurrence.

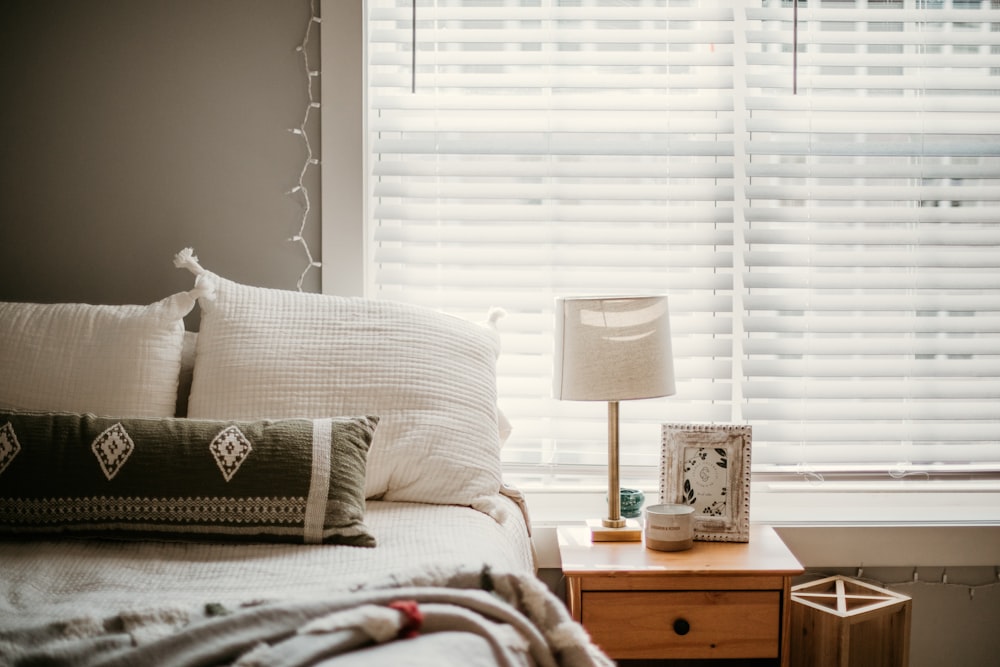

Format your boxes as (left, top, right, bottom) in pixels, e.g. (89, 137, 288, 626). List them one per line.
(177, 250, 504, 511)
(0, 294, 196, 417)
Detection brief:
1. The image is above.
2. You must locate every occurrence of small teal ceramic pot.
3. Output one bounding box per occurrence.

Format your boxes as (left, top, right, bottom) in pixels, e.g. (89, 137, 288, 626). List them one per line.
(619, 488, 645, 519)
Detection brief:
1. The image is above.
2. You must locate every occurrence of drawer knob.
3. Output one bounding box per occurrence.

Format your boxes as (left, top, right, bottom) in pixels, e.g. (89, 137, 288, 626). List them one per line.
(672, 618, 691, 636)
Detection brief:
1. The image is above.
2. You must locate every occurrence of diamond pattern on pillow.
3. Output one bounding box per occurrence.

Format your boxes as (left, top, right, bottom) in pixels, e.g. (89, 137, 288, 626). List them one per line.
(90, 423, 135, 481)
(0, 423, 20, 476)
(209, 426, 253, 482)
(0, 411, 378, 546)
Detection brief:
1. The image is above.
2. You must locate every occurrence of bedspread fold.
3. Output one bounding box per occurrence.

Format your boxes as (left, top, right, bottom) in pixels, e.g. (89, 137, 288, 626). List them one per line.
(0, 567, 613, 667)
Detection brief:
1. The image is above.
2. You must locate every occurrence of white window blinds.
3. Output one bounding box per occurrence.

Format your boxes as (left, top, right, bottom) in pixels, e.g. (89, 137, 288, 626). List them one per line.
(742, 0, 1000, 482)
(365, 0, 1000, 494)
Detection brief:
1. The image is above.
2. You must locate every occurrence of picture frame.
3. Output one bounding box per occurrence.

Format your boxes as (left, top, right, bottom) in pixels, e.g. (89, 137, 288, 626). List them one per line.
(659, 423, 752, 543)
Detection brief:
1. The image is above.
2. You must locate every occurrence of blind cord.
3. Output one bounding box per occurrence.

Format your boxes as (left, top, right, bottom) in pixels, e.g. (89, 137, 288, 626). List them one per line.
(412, 0, 417, 93)
(793, 0, 798, 94)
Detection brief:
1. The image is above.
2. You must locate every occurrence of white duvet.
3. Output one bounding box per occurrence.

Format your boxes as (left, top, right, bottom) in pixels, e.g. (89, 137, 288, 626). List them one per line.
(0, 498, 534, 629)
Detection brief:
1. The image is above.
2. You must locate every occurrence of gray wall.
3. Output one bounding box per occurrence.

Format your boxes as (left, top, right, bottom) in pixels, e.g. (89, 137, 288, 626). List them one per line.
(0, 0, 321, 327)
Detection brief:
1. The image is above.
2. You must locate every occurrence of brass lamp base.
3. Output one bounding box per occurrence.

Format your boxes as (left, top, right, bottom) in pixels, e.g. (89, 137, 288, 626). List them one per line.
(590, 400, 643, 542)
(588, 518, 642, 542)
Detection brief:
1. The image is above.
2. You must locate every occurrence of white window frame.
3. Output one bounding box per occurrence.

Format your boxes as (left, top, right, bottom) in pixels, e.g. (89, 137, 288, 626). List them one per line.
(320, 0, 1000, 542)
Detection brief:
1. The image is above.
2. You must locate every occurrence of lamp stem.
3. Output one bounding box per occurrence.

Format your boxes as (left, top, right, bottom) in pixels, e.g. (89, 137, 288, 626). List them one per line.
(604, 400, 625, 528)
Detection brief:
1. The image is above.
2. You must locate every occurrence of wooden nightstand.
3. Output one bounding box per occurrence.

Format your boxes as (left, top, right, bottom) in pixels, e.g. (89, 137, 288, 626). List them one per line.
(558, 523, 803, 666)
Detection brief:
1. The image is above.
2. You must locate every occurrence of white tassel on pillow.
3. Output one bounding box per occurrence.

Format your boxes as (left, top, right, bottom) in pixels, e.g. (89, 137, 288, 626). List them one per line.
(485, 306, 506, 329)
(172, 247, 204, 275)
(479, 307, 513, 446)
(174, 248, 216, 303)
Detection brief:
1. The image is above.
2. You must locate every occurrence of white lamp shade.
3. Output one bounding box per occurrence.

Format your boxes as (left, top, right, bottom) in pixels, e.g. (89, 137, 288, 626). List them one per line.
(553, 295, 676, 401)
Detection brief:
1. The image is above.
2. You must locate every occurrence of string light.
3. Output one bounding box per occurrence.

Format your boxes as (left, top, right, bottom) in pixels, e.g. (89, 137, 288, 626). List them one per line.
(287, 0, 322, 291)
(803, 568, 1000, 603)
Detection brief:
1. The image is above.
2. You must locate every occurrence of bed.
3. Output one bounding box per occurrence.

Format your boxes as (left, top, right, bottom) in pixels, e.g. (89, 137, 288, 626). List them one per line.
(0, 250, 611, 667)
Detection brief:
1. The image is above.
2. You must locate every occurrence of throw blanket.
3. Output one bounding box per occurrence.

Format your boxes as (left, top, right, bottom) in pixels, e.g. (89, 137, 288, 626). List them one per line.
(0, 567, 613, 667)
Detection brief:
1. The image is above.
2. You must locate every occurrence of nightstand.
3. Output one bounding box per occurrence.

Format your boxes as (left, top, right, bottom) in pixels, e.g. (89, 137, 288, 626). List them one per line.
(558, 523, 803, 665)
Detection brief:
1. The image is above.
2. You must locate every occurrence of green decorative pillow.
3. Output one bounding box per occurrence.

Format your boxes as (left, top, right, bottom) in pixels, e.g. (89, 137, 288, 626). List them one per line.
(0, 412, 379, 546)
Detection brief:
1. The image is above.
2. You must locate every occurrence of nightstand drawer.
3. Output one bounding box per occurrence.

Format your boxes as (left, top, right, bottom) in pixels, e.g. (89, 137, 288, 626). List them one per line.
(581, 590, 781, 660)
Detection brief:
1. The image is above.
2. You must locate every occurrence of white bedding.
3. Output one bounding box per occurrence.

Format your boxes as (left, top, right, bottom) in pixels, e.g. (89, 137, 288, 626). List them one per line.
(0, 497, 534, 630)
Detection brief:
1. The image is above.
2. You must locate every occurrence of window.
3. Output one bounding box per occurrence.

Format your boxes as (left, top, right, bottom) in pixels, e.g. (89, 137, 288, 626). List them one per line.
(363, 0, 1000, 516)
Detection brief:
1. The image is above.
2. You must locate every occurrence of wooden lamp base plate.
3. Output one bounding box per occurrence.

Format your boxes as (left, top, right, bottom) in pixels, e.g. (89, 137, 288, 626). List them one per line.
(588, 518, 642, 542)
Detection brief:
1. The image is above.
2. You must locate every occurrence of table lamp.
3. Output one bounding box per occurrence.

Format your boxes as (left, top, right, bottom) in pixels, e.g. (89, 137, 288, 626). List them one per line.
(553, 295, 676, 541)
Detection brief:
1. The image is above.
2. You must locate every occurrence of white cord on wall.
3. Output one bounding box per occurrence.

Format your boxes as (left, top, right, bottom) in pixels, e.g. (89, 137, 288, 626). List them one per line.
(800, 566, 1000, 602)
(288, 0, 321, 291)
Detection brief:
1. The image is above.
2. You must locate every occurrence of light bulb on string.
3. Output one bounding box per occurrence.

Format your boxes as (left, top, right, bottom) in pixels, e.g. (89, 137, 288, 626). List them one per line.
(285, 0, 320, 292)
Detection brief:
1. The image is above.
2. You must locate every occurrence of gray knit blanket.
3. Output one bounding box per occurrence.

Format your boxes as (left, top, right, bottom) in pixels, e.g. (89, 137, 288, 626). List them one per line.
(0, 567, 613, 667)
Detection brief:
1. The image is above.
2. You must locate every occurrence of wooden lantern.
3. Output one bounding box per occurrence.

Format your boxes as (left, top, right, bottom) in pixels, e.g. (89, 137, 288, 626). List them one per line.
(790, 575, 911, 667)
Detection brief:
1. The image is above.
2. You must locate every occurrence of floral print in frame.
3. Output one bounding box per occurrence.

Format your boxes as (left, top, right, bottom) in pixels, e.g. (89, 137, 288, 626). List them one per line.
(660, 423, 752, 543)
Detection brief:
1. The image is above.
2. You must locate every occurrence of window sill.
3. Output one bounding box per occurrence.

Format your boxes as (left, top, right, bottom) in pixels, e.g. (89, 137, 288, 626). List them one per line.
(525, 489, 1000, 569)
